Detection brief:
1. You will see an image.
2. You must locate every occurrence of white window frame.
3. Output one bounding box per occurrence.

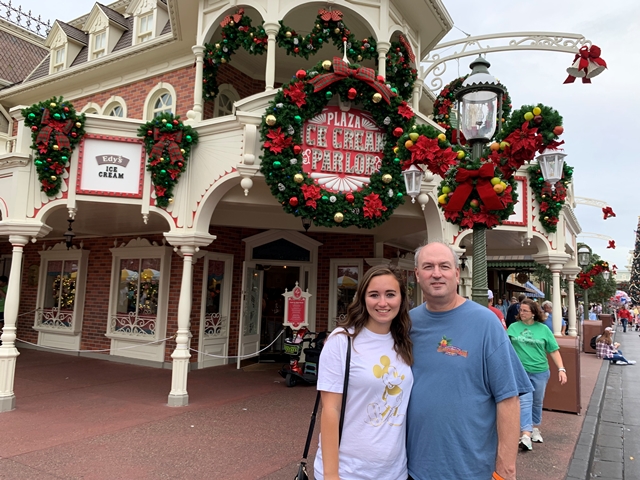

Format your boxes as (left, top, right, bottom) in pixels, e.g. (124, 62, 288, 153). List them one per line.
(138, 12, 154, 43)
(92, 30, 107, 59)
(52, 47, 65, 72)
(143, 83, 177, 120)
(103, 96, 128, 118)
(213, 84, 240, 117)
(34, 244, 90, 337)
(106, 238, 172, 344)
(328, 258, 363, 331)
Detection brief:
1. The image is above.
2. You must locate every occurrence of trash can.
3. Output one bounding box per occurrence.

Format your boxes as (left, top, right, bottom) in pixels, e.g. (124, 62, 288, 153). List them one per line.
(543, 336, 581, 414)
(583, 320, 603, 354)
(598, 314, 613, 330)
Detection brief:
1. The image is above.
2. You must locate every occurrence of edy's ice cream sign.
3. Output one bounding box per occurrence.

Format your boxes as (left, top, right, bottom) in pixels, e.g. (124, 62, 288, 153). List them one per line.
(302, 106, 385, 193)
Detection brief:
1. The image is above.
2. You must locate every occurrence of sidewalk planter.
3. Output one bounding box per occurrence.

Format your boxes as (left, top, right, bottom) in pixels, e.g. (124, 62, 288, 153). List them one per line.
(597, 313, 613, 330)
(583, 320, 603, 354)
(543, 336, 581, 414)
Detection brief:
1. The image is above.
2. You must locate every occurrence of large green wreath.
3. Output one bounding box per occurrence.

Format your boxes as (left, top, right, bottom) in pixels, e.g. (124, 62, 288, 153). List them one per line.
(137, 113, 198, 208)
(22, 97, 85, 196)
(204, 8, 417, 102)
(528, 162, 573, 233)
(259, 58, 415, 228)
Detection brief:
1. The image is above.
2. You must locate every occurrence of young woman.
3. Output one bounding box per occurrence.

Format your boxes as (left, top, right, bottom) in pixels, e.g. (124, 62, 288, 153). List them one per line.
(596, 328, 636, 365)
(507, 299, 567, 452)
(314, 265, 413, 480)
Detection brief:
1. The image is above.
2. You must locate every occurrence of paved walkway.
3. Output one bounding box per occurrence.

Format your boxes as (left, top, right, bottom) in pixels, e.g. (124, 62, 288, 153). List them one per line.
(586, 326, 640, 480)
(0, 341, 608, 479)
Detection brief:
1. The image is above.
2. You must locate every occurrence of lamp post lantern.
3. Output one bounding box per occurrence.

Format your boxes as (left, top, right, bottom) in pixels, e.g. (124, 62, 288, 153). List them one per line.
(578, 245, 591, 313)
(454, 56, 505, 306)
(402, 164, 424, 203)
(536, 149, 567, 191)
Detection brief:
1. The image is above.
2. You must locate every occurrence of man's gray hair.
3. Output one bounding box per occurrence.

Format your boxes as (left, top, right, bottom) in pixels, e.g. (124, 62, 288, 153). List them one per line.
(414, 240, 460, 269)
(541, 300, 552, 309)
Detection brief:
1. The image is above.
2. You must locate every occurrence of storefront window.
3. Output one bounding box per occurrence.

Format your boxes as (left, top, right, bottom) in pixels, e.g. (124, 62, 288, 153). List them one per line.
(114, 257, 161, 336)
(329, 259, 363, 330)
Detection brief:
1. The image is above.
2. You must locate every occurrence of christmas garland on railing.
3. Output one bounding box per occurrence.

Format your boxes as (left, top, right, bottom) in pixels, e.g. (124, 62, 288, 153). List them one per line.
(22, 97, 85, 196)
(259, 58, 413, 228)
(528, 162, 573, 233)
(203, 8, 417, 102)
(576, 260, 609, 290)
(137, 113, 198, 208)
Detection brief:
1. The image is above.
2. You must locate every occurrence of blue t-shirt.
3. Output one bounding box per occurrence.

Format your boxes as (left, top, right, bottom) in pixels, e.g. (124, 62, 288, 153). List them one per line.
(407, 300, 532, 480)
(544, 312, 553, 331)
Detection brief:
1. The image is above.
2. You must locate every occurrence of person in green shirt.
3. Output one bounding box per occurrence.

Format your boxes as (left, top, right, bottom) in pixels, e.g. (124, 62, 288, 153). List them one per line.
(507, 299, 567, 452)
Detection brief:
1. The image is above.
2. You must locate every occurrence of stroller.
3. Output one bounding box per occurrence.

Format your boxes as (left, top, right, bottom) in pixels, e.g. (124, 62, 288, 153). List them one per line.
(279, 328, 328, 387)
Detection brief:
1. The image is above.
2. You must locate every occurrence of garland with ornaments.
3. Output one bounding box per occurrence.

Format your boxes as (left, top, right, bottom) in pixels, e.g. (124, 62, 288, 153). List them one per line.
(576, 260, 609, 290)
(137, 113, 198, 208)
(527, 162, 573, 233)
(22, 97, 86, 196)
(203, 8, 417, 101)
(259, 57, 414, 228)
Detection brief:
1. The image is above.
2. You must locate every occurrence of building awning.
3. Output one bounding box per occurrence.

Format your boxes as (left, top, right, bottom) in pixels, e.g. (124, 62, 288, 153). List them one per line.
(505, 275, 545, 298)
(524, 281, 545, 299)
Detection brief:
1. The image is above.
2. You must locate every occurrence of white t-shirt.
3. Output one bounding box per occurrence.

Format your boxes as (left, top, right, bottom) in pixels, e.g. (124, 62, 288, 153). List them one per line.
(313, 327, 413, 480)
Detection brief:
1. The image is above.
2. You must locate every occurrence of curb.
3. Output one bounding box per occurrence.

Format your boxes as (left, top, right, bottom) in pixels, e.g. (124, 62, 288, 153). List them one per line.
(564, 353, 610, 480)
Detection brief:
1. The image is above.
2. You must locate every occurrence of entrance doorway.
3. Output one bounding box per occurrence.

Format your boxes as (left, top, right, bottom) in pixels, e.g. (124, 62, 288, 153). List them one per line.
(260, 265, 300, 362)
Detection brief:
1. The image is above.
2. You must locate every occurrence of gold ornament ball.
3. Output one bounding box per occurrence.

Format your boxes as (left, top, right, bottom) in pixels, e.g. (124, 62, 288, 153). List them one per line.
(544, 216, 549, 221)
(334, 28, 341, 34)
(322, 60, 332, 71)
(53, 145, 60, 151)
(372, 93, 382, 103)
(75, 122, 82, 128)
(50, 102, 57, 108)
(357, 55, 362, 61)
(180, 149, 185, 154)
(541, 195, 546, 199)
(315, 24, 321, 29)
(215, 43, 220, 49)
(294, 173, 304, 184)
(50, 175, 57, 181)
(162, 119, 167, 123)
(221, 58, 227, 64)
(334, 212, 344, 223)
(229, 20, 234, 26)
(286, 31, 292, 38)
(266, 114, 277, 126)
(382, 174, 393, 184)
(169, 198, 174, 204)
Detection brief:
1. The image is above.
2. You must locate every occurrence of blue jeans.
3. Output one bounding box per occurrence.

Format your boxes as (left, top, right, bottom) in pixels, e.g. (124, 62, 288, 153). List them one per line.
(609, 351, 631, 363)
(622, 319, 628, 332)
(520, 370, 551, 433)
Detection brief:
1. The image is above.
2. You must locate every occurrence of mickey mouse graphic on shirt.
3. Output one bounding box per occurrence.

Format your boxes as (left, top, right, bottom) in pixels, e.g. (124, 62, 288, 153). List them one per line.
(366, 355, 406, 427)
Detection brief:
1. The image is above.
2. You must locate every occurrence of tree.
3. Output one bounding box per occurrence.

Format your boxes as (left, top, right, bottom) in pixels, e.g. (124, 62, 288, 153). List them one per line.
(629, 218, 640, 305)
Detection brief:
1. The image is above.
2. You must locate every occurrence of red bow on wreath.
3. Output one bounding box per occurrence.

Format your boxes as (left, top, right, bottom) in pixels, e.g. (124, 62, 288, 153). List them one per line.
(309, 57, 396, 104)
(564, 45, 607, 84)
(602, 206, 616, 219)
(220, 8, 244, 27)
(150, 128, 184, 163)
(445, 163, 504, 213)
(318, 8, 343, 22)
(36, 109, 73, 152)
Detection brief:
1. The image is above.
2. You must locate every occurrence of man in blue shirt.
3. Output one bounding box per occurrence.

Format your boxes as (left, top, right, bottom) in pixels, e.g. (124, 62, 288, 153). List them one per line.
(407, 242, 532, 480)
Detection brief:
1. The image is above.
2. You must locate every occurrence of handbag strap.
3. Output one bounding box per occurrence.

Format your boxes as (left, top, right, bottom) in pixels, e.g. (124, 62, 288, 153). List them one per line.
(300, 335, 351, 462)
(338, 336, 351, 444)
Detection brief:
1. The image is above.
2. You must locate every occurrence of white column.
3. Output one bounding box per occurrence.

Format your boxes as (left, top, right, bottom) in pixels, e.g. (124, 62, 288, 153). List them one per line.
(187, 45, 205, 123)
(0, 235, 29, 412)
(566, 277, 577, 336)
(550, 264, 563, 336)
(168, 245, 196, 407)
(376, 41, 390, 80)
(263, 22, 280, 91)
(412, 77, 423, 111)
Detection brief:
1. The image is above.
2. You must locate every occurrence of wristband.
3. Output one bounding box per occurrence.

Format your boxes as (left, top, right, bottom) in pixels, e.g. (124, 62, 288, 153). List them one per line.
(492, 472, 506, 480)
(558, 368, 566, 372)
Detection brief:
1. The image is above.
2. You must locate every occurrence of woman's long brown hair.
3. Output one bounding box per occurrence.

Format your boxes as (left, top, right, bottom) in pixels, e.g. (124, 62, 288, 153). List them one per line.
(336, 265, 413, 365)
(517, 298, 545, 323)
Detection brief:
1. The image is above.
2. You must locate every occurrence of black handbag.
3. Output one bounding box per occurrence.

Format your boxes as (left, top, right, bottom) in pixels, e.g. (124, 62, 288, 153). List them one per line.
(295, 336, 351, 480)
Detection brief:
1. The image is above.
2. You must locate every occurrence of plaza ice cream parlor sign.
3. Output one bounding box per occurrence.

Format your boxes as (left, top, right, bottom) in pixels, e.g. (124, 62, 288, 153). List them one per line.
(259, 58, 415, 228)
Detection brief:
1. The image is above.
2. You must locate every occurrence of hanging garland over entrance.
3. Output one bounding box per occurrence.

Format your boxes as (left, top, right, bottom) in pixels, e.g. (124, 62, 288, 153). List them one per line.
(259, 57, 414, 228)
(22, 97, 85, 197)
(203, 8, 417, 102)
(137, 113, 199, 208)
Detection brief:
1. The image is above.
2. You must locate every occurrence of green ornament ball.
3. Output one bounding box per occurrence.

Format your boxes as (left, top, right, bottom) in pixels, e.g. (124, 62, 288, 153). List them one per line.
(53, 113, 61, 120)
(294, 115, 302, 124)
(186, 135, 192, 142)
(160, 169, 166, 174)
(322, 195, 329, 201)
(28, 113, 36, 120)
(391, 87, 398, 94)
(396, 192, 403, 198)
(393, 157, 400, 164)
(165, 123, 173, 130)
(325, 91, 333, 100)
(273, 161, 282, 167)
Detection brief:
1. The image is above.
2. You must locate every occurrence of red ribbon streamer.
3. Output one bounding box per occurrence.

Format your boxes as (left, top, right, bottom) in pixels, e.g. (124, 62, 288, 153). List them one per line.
(445, 163, 504, 212)
(308, 57, 396, 104)
(36, 109, 73, 150)
(220, 8, 244, 27)
(564, 45, 607, 84)
(398, 34, 415, 63)
(318, 9, 343, 22)
(150, 128, 184, 163)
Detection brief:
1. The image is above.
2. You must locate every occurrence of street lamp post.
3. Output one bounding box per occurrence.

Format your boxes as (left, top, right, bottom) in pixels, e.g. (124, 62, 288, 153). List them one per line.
(602, 270, 611, 313)
(454, 56, 505, 306)
(578, 245, 591, 316)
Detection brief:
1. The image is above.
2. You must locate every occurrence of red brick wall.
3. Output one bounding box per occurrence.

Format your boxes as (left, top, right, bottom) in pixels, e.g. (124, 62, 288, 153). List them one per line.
(1, 227, 376, 364)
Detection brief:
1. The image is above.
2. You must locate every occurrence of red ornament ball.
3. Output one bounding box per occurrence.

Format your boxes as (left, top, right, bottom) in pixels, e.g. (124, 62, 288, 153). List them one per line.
(147, 130, 153, 136)
(293, 145, 302, 155)
(534, 115, 543, 124)
(173, 120, 179, 125)
(347, 88, 357, 100)
(178, 162, 183, 168)
(63, 107, 69, 113)
(31, 126, 38, 132)
(296, 69, 306, 80)
(376, 75, 385, 83)
(294, 47, 300, 53)
(289, 197, 299, 207)
(346, 193, 355, 203)
(393, 127, 403, 137)
(71, 132, 77, 138)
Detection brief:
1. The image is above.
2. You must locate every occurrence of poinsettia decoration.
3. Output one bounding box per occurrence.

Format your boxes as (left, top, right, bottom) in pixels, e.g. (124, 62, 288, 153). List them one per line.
(528, 162, 573, 233)
(259, 58, 413, 228)
(137, 113, 198, 208)
(576, 260, 610, 290)
(22, 97, 86, 196)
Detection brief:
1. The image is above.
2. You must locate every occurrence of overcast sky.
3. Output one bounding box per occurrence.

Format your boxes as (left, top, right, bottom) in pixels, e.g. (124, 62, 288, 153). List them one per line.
(11, 0, 638, 273)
